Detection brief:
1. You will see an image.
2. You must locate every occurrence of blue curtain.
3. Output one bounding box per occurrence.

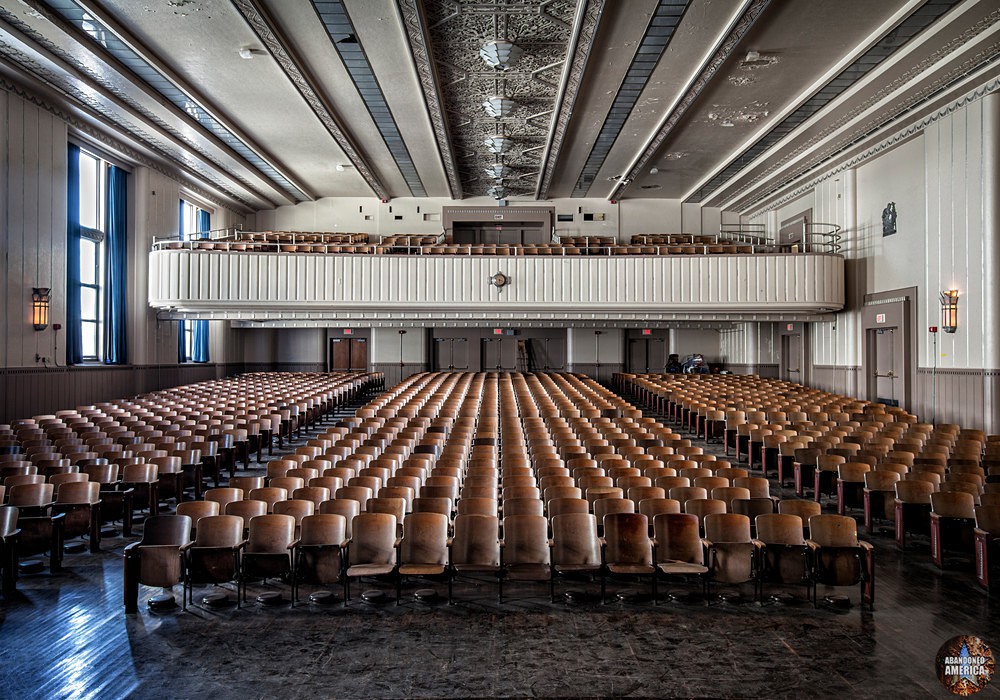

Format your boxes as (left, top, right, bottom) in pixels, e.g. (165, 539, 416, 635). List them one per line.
(192, 209, 211, 363)
(103, 165, 128, 364)
(66, 144, 83, 365)
(177, 200, 186, 363)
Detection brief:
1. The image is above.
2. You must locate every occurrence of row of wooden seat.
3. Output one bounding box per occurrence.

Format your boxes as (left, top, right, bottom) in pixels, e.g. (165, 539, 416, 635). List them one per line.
(157, 241, 772, 256)
(117, 506, 873, 609)
(621, 372, 1000, 591)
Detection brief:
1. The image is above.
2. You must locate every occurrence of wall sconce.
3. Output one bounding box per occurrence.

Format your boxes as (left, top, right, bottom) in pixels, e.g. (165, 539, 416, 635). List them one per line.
(32, 287, 50, 331)
(940, 289, 959, 333)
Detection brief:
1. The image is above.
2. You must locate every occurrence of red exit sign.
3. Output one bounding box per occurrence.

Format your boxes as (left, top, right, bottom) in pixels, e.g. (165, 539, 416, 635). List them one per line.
(641, 329, 652, 336)
(343, 328, 353, 335)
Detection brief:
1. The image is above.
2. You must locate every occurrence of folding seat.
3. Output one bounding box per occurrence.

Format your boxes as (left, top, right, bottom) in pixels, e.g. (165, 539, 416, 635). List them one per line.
(240, 513, 297, 604)
(449, 514, 501, 603)
(183, 514, 244, 609)
(974, 505, 1000, 593)
(807, 514, 875, 609)
(0, 506, 18, 596)
(652, 512, 707, 599)
(711, 487, 751, 512)
(601, 512, 655, 603)
(930, 491, 977, 568)
(396, 512, 449, 604)
(123, 514, 192, 613)
(550, 512, 602, 601)
(755, 513, 810, 601)
(703, 513, 759, 602)
(500, 514, 551, 602)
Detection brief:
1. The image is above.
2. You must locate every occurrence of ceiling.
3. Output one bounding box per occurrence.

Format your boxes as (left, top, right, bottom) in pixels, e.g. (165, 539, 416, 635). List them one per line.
(0, 0, 998, 214)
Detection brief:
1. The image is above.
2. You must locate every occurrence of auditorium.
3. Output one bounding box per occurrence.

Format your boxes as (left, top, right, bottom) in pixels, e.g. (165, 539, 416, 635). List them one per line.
(2, 1, 1000, 698)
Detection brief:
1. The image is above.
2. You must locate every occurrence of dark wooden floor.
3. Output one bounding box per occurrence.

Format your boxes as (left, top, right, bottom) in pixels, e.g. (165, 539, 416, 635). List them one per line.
(3, 412, 1000, 699)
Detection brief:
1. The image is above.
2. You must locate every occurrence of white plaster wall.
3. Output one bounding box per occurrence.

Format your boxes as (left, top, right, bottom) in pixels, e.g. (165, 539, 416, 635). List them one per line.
(275, 328, 325, 363)
(568, 328, 623, 364)
(255, 195, 731, 241)
(672, 329, 721, 362)
(371, 327, 427, 363)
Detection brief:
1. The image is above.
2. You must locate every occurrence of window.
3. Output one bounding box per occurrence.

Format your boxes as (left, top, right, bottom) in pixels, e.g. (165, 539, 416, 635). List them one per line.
(78, 151, 105, 360)
(67, 145, 128, 365)
(179, 199, 211, 363)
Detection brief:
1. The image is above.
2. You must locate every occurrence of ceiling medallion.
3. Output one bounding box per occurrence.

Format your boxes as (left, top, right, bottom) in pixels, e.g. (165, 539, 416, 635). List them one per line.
(483, 96, 516, 118)
(480, 40, 524, 71)
(485, 163, 509, 178)
(485, 136, 511, 154)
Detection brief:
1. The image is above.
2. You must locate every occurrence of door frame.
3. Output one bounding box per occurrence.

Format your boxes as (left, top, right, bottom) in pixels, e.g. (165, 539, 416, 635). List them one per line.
(777, 322, 810, 385)
(862, 287, 917, 411)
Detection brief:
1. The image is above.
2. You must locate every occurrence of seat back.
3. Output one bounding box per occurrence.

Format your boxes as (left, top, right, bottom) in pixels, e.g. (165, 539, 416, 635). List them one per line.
(550, 512, 600, 568)
(54, 480, 100, 504)
(273, 499, 316, 526)
(704, 513, 751, 543)
(8, 482, 54, 507)
(457, 498, 498, 516)
(502, 514, 550, 566)
(193, 514, 243, 547)
(451, 514, 500, 568)
(246, 513, 296, 554)
(652, 512, 703, 565)
(755, 513, 805, 545)
(777, 499, 822, 521)
(175, 500, 221, 528)
(300, 513, 347, 546)
(502, 498, 544, 517)
(603, 512, 651, 567)
(225, 499, 267, 525)
(547, 497, 590, 518)
(0, 505, 18, 537)
(807, 514, 859, 546)
(930, 491, 976, 518)
(399, 512, 448, 566)
(204, 488, 243, 510)
(318, 499, 361, 538)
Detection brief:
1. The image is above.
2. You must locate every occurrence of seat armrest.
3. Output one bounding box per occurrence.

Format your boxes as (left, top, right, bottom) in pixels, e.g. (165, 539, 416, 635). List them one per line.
(701, 538, 714, 549)
(859, 540, 874, 553)
(286, 538, 300, 550)
(751, 538, 765, 549)
(179, 541, 194, 552)
(806, 539, 820, 551)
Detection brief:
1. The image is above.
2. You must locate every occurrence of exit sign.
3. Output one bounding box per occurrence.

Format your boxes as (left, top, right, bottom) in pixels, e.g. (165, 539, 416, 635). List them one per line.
(343, 328, 353, 335)
(493, 328, 504, 335)
(641, 329, 652, 336)
(786, 324, 794, 331)
(929, 326, 938, 333)
(875, 314, 886, 324)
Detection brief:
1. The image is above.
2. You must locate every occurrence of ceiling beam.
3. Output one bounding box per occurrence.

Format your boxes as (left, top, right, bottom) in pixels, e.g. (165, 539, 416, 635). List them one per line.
(607, 0, 770, 201)
(397, 0, 464, 200)
(231, 0, 391, 200)
(535, 0, 607, 200)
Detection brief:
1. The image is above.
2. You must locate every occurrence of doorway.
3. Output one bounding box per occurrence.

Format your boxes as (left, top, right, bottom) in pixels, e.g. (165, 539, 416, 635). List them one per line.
(627, 337, 667, 373)
(330, 337, 368, 371)
(862, 288, 916, 411)
(481, 337, 517, 370)
(778, 322, 809, 385)
(868, 327, 902, 407)
(433, 337, 470, 370)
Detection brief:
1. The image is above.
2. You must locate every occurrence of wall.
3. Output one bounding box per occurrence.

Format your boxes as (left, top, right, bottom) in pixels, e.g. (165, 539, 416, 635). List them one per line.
(672, 329, 721, 363)
(254, 195, 734, 240)
(0, 87, 245, 422)
(743, 85, 1000, 430)
(719, 322, 779, 377)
